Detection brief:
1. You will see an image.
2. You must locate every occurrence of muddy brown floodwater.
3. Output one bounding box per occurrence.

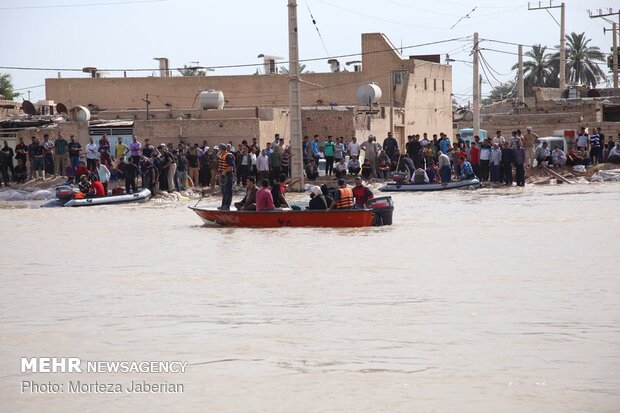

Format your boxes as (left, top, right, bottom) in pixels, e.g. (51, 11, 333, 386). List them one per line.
(1, 183, 619, 413)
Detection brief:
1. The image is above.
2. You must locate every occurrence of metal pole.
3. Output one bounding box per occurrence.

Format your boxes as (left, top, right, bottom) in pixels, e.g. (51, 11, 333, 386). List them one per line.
(614, 21, 619, 88)
(472, 32, 480, 138)
(518, 44, 524, 103)
(559, 2, 566, 89)
(389, 70, 394, 135)
(146, 93, 150, 120)
(287, 0, 304, 191)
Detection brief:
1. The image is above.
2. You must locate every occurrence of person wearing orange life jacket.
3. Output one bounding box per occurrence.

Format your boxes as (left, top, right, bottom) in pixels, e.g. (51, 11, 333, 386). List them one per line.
(216, 144, 236, 210)
(329, 179, 354, 210)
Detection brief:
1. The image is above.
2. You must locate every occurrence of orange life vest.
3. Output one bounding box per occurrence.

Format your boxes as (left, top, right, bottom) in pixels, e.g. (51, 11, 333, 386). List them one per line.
(335, 187, 354, 209)
(218, 152, 232, 174)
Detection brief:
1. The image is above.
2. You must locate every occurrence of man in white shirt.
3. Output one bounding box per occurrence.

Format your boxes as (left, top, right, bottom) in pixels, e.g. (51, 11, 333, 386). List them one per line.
(608, 143, 620, 163)
(85, 137, 99, 171)
(535, 142, 551, 168)
(576, 127, 589, 151)
(551, 146, 566, 167)
(256, 149, 270, 182)
(347, 137, 360, 158)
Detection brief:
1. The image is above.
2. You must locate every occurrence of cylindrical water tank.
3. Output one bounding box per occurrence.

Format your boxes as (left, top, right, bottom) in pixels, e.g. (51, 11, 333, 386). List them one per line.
(71, 105, 91, 123)
(356, 83, 382, 105)
(199, 90, 225, 110)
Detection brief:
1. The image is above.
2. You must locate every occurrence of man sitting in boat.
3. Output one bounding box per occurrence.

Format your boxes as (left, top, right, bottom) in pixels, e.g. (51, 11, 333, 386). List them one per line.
(329, 179, 354, 210)
(459, 156, 476, 180)
(307, 186, 328, 210)
(88, 176, 106, 197)
(411, 166, 429, 184)
(426, 161, 439, 183)
(256, 179, 275, 211)
(78, 174, 91, 194)
(352, 177, 373, 208)
(234, 176, 258, 211)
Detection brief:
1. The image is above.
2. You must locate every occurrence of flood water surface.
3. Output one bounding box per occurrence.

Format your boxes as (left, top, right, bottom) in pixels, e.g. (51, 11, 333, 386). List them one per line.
(1, 183, 619, 412)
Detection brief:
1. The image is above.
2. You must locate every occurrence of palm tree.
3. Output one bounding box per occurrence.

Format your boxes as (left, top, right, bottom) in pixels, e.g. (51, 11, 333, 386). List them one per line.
(548, 32, 606, 87)
(279, 64, 308, 74)
(512, 44, 552, 93)
(178, 65, 199, 76)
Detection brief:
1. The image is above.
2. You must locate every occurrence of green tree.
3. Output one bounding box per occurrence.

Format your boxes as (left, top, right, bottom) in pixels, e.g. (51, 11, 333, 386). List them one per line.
(279, 64, 308, 74)
(177, 65, 200, 76)
(0, 73, 19, 100)
(483, 81, 516, 104)
(512, 44, 552, 95)
(548, 32, 606, 87)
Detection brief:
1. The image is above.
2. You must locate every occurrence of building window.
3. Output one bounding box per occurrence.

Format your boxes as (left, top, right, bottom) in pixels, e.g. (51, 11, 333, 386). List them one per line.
(433, 79, 437, 91)
(424, 78, 427, 90)
(442, 80, 445, 91)
(394, 71, 404, 85)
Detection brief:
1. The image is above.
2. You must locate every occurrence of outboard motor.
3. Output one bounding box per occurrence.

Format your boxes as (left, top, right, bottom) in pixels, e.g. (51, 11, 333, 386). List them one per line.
(391, 172, 407, 184)
(55, 185, 77, 203)
(367, 196, 394, 226)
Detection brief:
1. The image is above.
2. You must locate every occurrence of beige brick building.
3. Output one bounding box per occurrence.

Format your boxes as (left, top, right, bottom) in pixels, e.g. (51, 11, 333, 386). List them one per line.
(42, 33, 452, 149)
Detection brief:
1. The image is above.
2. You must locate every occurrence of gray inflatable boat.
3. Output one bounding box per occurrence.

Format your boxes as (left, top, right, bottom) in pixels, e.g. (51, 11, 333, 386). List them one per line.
(41, 185, 151, 207)
(379, 178, 481, 192)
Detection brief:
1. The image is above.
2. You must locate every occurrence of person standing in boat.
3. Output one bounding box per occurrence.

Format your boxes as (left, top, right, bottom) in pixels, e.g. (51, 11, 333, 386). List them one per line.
(329, 179, 354, 210)
(437, 151, 451, 184)
(217, 144, 236, 211)
(95, 159, 110, 195)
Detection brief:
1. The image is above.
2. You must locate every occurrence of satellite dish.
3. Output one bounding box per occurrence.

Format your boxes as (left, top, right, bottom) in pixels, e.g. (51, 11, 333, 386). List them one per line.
(56, 103, 68, 114)
(22, 100, 36, 116)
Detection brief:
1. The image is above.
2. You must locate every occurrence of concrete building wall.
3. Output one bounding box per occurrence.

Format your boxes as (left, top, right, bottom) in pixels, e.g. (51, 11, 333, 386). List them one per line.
(44, 33, 452, 142)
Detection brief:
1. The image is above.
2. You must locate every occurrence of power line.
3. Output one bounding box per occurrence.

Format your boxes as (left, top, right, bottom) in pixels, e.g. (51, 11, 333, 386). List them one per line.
(315, 0, 440, 30)
(0, 0, 166, 10)
(304, 0, 330, 56)
(0, 36, 470, 73)
(450, 7, 477, 30)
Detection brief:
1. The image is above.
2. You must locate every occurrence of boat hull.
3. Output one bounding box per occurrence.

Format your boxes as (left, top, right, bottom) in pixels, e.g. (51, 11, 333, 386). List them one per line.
(379, 178, 481, 192)
(63, 188, 151, 207)
(189, 207, 376, 228)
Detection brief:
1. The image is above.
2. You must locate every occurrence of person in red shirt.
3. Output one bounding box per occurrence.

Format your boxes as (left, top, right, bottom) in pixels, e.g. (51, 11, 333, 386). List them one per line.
(256, 179, 275, 211)
(352, 177, 374, 208)
(469, 141, 481, 177)
(89, 177, 106, 197)
(75, 161, 89, 181)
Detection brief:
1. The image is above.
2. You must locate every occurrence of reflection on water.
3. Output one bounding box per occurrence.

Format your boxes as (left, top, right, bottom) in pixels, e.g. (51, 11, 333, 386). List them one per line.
(0, 183, 619, 413)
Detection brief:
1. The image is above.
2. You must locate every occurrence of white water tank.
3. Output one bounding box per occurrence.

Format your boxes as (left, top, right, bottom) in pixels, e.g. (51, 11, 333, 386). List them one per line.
(70, 105, 91, 123)
(356, 83, 382, 105)
(199, 90, 225, 110)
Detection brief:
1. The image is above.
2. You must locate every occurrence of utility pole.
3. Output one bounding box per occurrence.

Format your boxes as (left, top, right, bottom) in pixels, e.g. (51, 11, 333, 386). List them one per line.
(142, 94, 151, 120)
(518, 44, 525, 103)
(472, 32, 480, 138)
(528, 2, 566, 89)
(287, 0, 304, 191)
(589, 8, 619, 88)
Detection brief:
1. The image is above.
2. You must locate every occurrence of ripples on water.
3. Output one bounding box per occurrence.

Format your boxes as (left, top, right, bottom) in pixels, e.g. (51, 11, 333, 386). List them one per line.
(0, 183, 619, 413)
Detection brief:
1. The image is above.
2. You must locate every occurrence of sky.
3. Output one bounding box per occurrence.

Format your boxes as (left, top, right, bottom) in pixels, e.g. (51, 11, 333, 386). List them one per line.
(2, 0, 617, 105)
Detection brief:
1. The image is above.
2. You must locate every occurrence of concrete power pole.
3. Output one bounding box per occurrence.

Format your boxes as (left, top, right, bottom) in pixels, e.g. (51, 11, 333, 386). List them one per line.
(528, 2, 566, 89)
(518, 44, 525, 103)
(287, 0, 304, 191)
(590, 8, 620, 89)
(472, 32, 480, 138)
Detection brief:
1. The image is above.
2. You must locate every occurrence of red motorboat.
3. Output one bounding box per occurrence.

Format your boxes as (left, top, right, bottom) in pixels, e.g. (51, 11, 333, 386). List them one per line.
(189, 196, 394, 228)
